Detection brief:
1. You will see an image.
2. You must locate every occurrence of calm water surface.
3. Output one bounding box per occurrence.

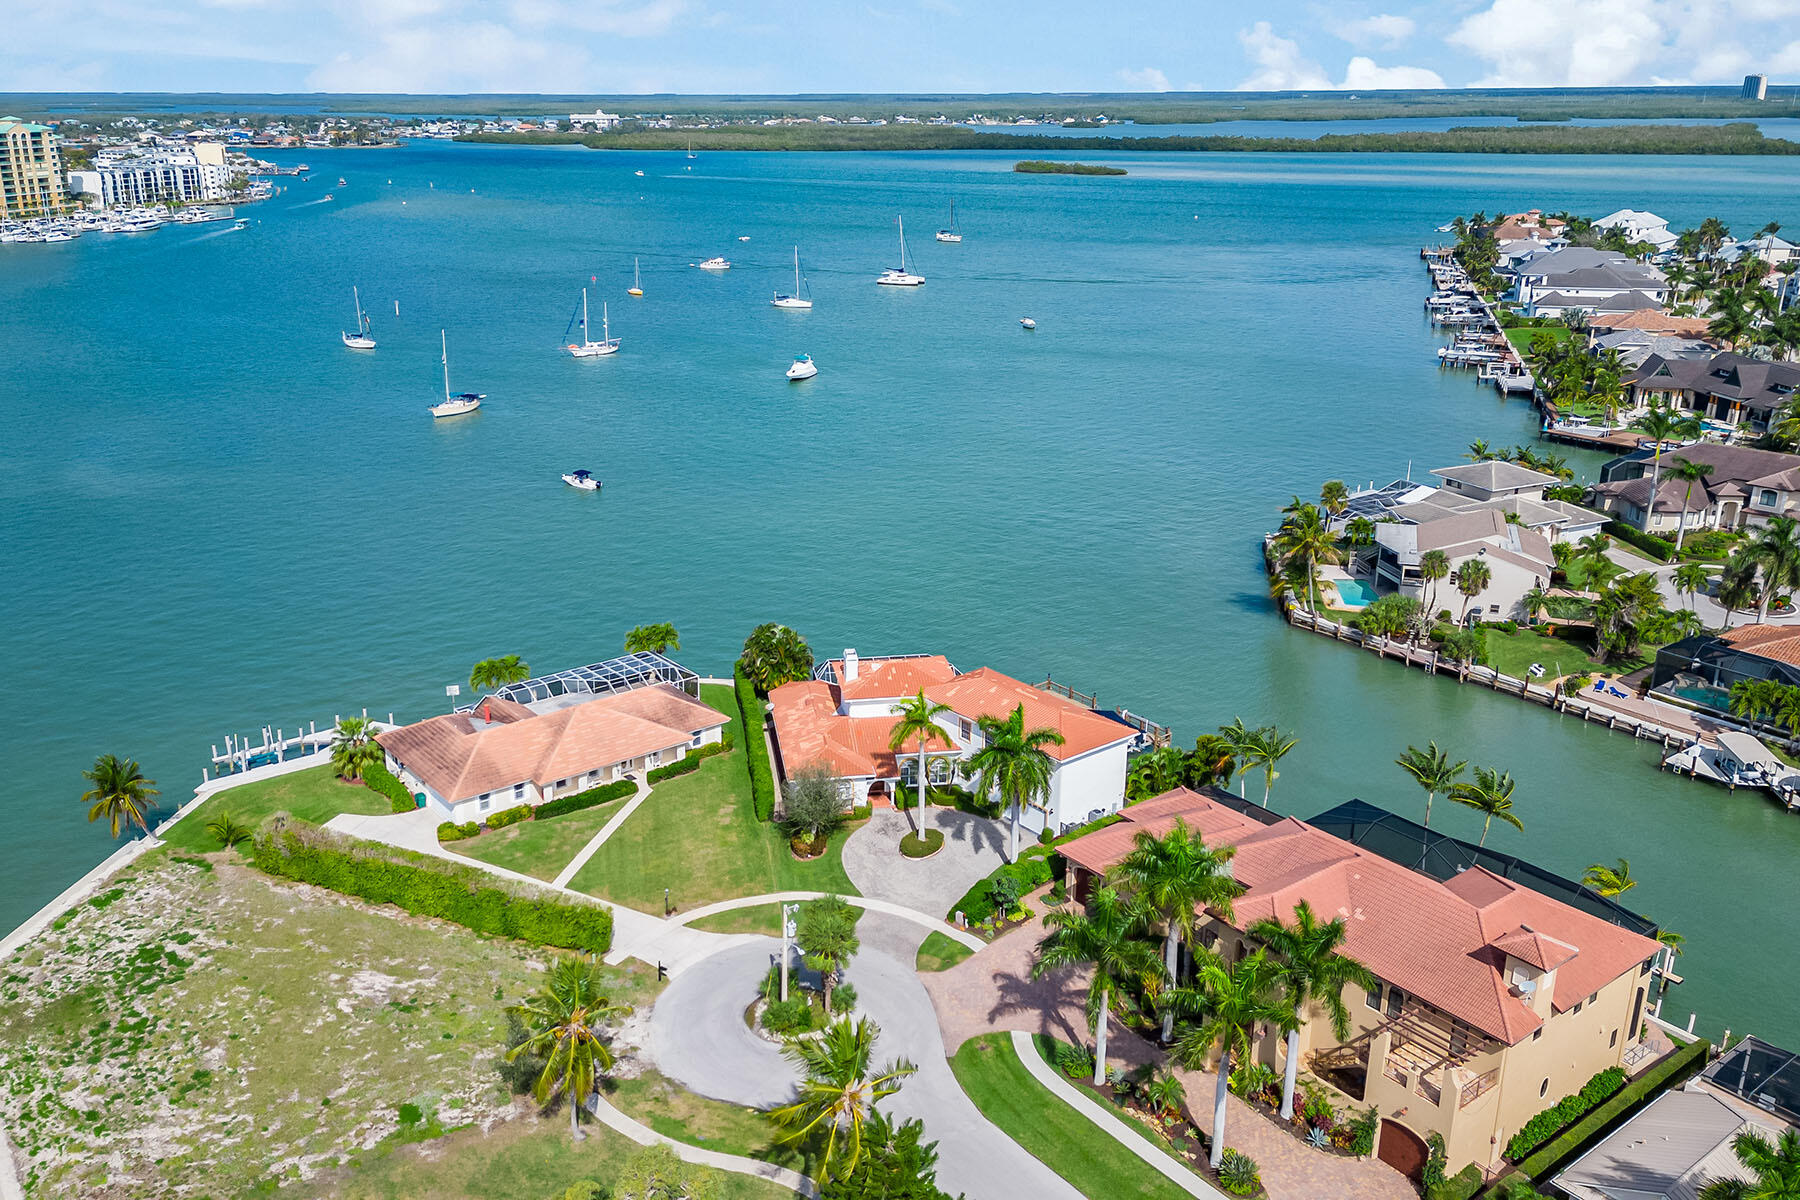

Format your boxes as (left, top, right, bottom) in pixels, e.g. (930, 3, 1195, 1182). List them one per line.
(3, 144, 1796, 1041)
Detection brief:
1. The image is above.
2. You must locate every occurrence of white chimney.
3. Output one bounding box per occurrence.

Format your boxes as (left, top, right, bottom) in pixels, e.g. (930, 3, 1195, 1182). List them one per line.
(843, 649, 859, 682)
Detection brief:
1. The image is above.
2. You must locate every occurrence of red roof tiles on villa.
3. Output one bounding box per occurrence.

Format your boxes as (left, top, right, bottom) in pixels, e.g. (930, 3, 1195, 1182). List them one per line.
(1059, 790, 1659, 1045)
(823, 655, 957, 701)
(922, 667, 1135, 761)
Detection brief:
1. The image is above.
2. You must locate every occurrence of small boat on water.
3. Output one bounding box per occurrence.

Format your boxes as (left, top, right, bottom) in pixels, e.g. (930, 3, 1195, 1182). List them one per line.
(342, 286, 376, 350)
(562, 469, 601, 491)
(634, 169, 645, 177)
(1020, 317, 1036, 329)
(786, 354, 818, 380)
(738, 235, 750, 242)
(322, 193, 334, 202)
(232, 218, 249, 230)
(628, 258, 644, 296)
(936, 200, 962, 243)
(565, 288, 620, 357)
(877, 216, 924, 286)
(429, 331, 483, 418)
(696, 256, 731, 271)
(772, 246, 814, 310)
(337, 177, 347, 187)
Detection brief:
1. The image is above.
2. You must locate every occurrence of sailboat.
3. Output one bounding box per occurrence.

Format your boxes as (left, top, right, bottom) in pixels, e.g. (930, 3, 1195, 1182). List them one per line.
(935, 200, 962, 243)
(341, 286, 376, 349)
(565, 289, 620, 357)
(877, 216, 925, 286)
(429, 331, 483, 418)
(687, 140, 697, 160)
(628, 258, 644, 297)
(772, 246, 814, 309)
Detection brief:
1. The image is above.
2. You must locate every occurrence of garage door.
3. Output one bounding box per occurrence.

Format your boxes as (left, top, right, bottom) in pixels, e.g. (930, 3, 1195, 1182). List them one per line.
(1379, 1119, 1429, 1181)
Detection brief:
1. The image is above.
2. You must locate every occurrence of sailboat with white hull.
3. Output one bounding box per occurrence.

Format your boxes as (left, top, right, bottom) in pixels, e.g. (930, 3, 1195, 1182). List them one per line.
(341, 286, 376, 349)
(935, 200, 962, 243)
(772, 246, 814, 309)
(565, 288, 620, 357)
(877, 216, 924, 286)
(429, 331, 484, 417)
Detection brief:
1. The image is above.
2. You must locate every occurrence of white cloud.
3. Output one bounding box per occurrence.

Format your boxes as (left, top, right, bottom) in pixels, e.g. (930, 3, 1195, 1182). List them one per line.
(1117, 66, 1171, 91)
(307, 21, 589, 90)
(1341, 56, 1444, 88)
(1235, 21, 1440, 90)
(1333, 13, 1415, 47)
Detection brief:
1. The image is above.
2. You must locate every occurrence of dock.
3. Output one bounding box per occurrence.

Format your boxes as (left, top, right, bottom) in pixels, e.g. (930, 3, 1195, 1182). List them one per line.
(207, 710, 395, 779)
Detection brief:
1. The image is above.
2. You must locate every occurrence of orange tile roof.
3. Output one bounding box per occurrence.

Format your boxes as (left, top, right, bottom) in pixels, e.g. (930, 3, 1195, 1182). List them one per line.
(768, 680, 902, 779)
(923, 667, 1136, 761)
(1720, 624, 1800, 666)
(1060, 790, 1659, 1044)
(824, 655, 957, 701)
(376, 684, 727, 804)
(1588, 308, 1711, 335)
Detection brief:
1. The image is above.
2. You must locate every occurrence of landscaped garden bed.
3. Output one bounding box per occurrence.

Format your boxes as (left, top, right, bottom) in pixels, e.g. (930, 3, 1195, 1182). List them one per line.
(1221, 1060, 1378, 1161)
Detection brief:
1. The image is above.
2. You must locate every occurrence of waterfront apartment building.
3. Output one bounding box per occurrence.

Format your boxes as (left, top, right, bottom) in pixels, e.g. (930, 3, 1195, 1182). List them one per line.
(1060, 790, 1663, 1181)
(0, 116, 66, 217)
(66, 143, 233, 208)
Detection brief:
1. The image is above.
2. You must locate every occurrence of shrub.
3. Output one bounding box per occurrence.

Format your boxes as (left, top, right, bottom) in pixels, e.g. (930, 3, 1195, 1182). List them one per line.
(436, 821, 479, 842)
(831, 981, 857, 1011)
(646, 741, 727, 784)
(1053, 1040, 1093, 1079)
(1228, 1061, 1278, 1103)
(736, 667, 776, 821)
(900, 829, 944, 858)
(1346, 1106, 1378, 1157)
(761, 997, 814, 1035)
(1037, 826, 1056, 846)
(535, 778, 635, 821)
(1516, 1040, 1708, 1179)
(253, 820, 614, 954)
(1437, 609, 1454, 622)
(951, 857, 1056, 924)
(485, 805, 532, 829)
(396, 1102, 423, 1126)
(850, 803, 872, 822)
(780, 763, 852, 842)
(1217, 1149, 1261, 1196)
(1422, 1132, 1448, 1191)
(1506, 1067, 1628, 1160)
(1603, 520, 1675, 563)
(1437, 628, 1488, 664)
(1426, 1163, 1483, 1200)
(363, 759, 418, 814)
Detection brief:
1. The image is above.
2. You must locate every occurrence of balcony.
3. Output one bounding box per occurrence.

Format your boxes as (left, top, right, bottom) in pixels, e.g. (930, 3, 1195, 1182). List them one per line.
(1460, 1068, 1500, 1109)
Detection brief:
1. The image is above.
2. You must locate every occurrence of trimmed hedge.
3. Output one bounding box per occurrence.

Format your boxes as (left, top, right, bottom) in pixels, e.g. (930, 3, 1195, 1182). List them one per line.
(363, 759, 419, 814)
(1515, 1038, 1710, 1180)
(897, 783, 1001, 819)
(1603, 520, 1675, 563)
(1506, 1066, 1628, 1160)
(535, 778, 635, 821)
(486, 804, 532, 829)
(1428, 1164, 1482, 1200)
(900, 829, 944, 858)
(437, 821, 479, 842)
(645, 740, 726, 784)
(736, 667, 776, 822)
(255, 820, 613, 953)
(949, 856, 1055, 924)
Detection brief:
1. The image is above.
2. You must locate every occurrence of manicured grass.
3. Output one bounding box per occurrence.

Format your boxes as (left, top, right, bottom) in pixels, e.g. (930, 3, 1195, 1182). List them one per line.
(688, 902, 863, 936)
(702, 681, 745, 752)
(1504, 326, 1574, 352)
(160, 764, 390, 852)
(568, 748, 857, 913)
(448, 794, 633, 881)
(605, 1067, 812, 1175)
(948, 1034, 1194, 1200)
(1480, 628, 1655, 681)
(915, 931, 975, 973)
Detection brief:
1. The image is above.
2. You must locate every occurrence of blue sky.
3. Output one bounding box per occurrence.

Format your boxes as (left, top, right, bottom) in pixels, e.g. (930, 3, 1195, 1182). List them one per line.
(6, 0, 1800, 94)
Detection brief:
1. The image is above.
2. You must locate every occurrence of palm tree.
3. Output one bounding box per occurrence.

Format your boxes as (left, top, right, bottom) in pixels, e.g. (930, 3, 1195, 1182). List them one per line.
(1319, 479, 1349, 522)
(1395, 742, 1466, 829)
(1521, 586, 1549, 624)
(966, 703, 1065, 862)
(738, 623, 815, 695)
(81, 754, 159, 838)
(1697, 1128, 1800, 1200)
(1419, 549, 1450, 617)
(1448, 766, 1524, 847)
(767, 1016, 917, 1182)
(1466, 439, 1496, 462)
(1345, 516, 1376, 566)
(1718, 551, 1762, 630)
(1456, 558, 1493, 623)
(1240, 726, 1298, 807)
(887, 690, 955, 833)
(1115, 819, 1243, 1042)
(1582, 858, 1636, 897)
(1708, 290, 1755, 349)
(623, 623, 681, 655)
(1165, 950, 1291, 1169)
(1750, 516, 1800, 621)
(330, 715, 383, 782)
(1673, 562, 1711, 611)
(1668, 457, 1717, 551)
(797, 895, 860, 1015)
(505, 955, 626, 1141)
(1250, 901, 1377, 1121)
(1633, 405, 1704, 507)
(1218, 718, 1255, 799)
(1033, 886, 1162, 1085)
(470, 654, 530, 692)
(1271, 504, 1341, 615)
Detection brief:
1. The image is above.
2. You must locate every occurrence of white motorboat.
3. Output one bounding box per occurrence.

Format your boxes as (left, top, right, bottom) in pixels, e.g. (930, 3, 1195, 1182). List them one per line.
(634, 169, 645, 177)
(696, 256, 731, 271)
(562, 469, 601, 491)
(1020, 317, 1036, 329)
(877, 216, 924, 286)
(341, 286, 376, 350)
(628, 257, 644, 296)
(786, 354, 818, 380)
(565, 289, 620, 357)
(772, 246, 814, 309)
(322, 193, 334, 202)
(738, 235, 750, 242)
(429, 331, 484, 418)
(935, 199, 962, 243)
(337, 177, 347, 187)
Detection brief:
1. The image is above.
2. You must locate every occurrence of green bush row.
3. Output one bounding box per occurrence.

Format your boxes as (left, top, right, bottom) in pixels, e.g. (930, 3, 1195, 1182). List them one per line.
(950, 856, 1056, 924)
(1505, 1066, 1627, 1160)
(1515, 1038, 1710, 1179)
(895, 783, 1000, 818)
(646, 740, 726, 784)
(253, 821, 614, 953)
(486, 804, 532, 829)
(363, 759, 418, 814)
(535, 778, 636, 821)
(437, 821, 480, 841)
(736, 667, 776, 821)
(900, 830, 944, 858)
(1603, 520, 1675, 564)
(1427, 1163, 1482, 1200)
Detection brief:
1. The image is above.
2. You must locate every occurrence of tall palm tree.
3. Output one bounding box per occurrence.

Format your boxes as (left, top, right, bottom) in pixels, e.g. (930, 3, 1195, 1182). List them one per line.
(1457, 558, 1493, 623)
(1718, 551, 1762, 631)
(1218, 718, 1256, 799)
(1166, 950, 1291, 1169)
(966, 704, 1065, 862)
(623, 623, 681, 655)
(1250, 901, 1377, 1121)
(1395, 742, 1465, 829)
(470, 654, 530, 692)
(1345, 516, 1377, 566)
(1115, 819, 1242, 1042)
(1241, 726, 1298, 807)
(1319, 479, 1349, 522)
(1419, 549, 1450, 617)
(1750, 516, 1800, 621)
(1271, 504, 1341, 614)
(1633, 405, 1704, 507)
(1669, 457, 1717, 551)
(1582, 858, 1636, 897)
(1448, 766, 1524, 847)
(1708, 290, 1755, 349)
(505, 955, 626, 1141)
(767, 1016, 917, 1182)
(1697, 1128, 1800, 1200)
(1033, 886, 1162, 1085)
(888, 690, 955, 833)
(81, 754, 159, 838)
(330, 715, 383, 782)
(1673, 562, 1712, 612)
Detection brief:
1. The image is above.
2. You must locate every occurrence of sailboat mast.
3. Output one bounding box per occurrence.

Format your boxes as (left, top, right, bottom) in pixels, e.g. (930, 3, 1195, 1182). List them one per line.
(583, 288, 591, 346)
(898, 216, 906, 271)
(441, 330, 450, 402)
(794, 245, 800, 293)
(602, 302, 609, 342)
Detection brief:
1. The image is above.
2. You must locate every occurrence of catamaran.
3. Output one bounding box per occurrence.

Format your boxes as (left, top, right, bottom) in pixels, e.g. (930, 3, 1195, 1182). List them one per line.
(429, 331, 483, 418)
(786, 354, 818, 380)
(341, 286, 376, 350)
(772, 246, 814, 309)
(628, 258, 644, 296)
(564, 289, 620, 357)
(935, 200, 962, 243)
(877, 217, 924, 286)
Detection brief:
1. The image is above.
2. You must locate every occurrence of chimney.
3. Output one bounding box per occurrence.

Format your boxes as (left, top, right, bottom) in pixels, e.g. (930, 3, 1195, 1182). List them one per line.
(843, 649, 859, 682)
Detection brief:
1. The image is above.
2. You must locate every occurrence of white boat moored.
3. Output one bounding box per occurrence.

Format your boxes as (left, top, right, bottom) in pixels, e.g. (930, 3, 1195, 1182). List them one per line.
(786, 354, 818, 380)
(696, 256, 731, 271)
(1020, 317, 1036, 330)
(772, 246, 814, 310)
(877, 216, 924, 286)
(562, 470, 601, 491)
(429, 331, 483, 417)
(342, 285, 376, 350)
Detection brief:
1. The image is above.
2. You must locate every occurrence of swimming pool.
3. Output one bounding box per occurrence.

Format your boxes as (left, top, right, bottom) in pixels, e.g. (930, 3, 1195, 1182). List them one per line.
(1332, 579, 1379, 608)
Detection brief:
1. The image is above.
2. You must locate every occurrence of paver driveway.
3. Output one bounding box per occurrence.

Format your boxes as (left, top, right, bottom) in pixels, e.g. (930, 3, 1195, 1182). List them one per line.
(842, 808, 1007, 916)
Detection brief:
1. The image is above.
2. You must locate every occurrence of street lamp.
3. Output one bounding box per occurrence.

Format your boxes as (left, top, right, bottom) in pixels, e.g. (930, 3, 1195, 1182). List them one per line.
(780, 902, 799, 1002)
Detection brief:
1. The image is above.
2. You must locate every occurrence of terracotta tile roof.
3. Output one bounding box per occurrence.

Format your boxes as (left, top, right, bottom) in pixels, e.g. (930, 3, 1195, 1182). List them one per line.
(769, 680, 902, 779)
(824, 655, 957, 701)
(377, 684, 727, 804)
(1587, 308, 1712, 336)
(1720, 624, 1800, 666)
(923, 667, 1136, 761)
(1060, 790, 1660, 1044)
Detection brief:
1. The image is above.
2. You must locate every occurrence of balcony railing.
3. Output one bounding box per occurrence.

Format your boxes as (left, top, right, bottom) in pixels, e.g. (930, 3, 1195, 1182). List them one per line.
(1460, 1068, 1500, 1109)
(1415, 1076, 1442, 1106)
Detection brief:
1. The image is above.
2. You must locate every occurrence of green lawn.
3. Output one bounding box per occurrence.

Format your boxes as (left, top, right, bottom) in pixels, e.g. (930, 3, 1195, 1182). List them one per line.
(1504, 325, 1573, 353)
(948, 1034, 1195, 1200)
(160, 764, 390, 852)
(448, 794, 634, 881)
(604, 1068, 812, 1175)
(916, 931, 975, 973)
(688, 902, 863, 936)
(1482, 628, 1654, 681)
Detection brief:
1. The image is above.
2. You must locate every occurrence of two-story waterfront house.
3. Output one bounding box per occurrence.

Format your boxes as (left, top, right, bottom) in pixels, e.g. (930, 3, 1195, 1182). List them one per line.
(1625, 351, 1800, 433)
(1060, 789, 1662, 1182)
(1506, 247, 1669, 318)
(1373, 508, 1556, 621)
(1591, 442, 1800, 535)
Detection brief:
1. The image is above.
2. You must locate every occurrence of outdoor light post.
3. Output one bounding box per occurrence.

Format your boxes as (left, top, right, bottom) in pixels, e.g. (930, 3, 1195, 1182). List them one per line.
(780, 902, 799, 1002)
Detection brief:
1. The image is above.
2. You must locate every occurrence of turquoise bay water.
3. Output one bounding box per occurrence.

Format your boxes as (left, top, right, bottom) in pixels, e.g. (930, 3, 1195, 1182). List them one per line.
(4, 144, 1796, 1041)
